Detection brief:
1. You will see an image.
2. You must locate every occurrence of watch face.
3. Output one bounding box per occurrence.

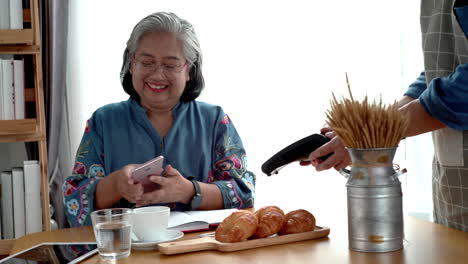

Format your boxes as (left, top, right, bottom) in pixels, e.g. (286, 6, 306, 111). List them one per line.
(191, 194, 203, 210)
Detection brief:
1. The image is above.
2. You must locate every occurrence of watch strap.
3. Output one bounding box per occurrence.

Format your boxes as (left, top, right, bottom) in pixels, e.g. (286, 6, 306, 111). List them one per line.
(187, 177, 203, 210)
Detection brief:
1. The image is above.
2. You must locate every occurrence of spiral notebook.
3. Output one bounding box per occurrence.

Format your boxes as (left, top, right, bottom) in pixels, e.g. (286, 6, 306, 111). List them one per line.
(168, 209, 238, 233)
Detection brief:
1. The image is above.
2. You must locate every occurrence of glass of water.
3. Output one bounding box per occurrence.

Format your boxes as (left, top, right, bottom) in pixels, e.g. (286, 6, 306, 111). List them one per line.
(91, 208, 133, 260)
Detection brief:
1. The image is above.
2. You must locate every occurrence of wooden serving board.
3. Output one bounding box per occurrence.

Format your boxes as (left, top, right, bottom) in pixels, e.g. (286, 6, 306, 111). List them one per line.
(158, 226, 330, 255)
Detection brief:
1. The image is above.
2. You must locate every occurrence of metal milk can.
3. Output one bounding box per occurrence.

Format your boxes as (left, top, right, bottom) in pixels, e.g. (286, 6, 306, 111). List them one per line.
(340, 147, 405, 252)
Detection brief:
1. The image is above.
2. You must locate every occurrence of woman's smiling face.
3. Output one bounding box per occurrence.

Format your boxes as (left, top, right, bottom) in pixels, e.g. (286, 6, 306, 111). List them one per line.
(131, 31, 190, 111)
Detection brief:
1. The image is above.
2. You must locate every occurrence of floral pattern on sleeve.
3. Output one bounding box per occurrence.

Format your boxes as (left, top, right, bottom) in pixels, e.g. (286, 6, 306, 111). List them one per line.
(211, 114, 255, 208)
(63, 118, 105, 228)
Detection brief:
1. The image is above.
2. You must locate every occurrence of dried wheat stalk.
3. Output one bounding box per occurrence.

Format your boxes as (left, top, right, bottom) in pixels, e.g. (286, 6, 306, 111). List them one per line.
(326, 73, 409, 148)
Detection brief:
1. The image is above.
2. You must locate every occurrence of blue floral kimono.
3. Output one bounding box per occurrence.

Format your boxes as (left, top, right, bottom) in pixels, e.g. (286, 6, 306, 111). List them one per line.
(63, 98, 255, 230)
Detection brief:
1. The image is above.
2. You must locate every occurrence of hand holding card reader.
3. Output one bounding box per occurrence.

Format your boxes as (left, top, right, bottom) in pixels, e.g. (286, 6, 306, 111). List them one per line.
(131, 156, 164, 192)
(261, 134, 332, 176)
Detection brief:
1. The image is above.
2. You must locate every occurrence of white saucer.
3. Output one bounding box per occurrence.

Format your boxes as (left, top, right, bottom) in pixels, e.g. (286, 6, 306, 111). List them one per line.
(132, 229, 184, 251)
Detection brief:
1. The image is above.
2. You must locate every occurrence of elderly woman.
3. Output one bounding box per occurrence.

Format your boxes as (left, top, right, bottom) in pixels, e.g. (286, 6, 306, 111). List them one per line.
(63, 12, 255, 228)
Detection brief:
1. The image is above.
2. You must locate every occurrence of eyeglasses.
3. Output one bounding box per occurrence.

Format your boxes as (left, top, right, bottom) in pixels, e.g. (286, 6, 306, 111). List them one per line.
(133, 56, 187, 76)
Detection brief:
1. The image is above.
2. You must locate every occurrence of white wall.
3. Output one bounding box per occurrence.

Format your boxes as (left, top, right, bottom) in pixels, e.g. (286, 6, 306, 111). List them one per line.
(66, 0, 433, 220)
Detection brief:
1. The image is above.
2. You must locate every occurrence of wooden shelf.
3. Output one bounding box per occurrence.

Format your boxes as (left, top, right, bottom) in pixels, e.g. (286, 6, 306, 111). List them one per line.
(0, 1, 55, 261)
(0, 119, 38, 135)
(0, 44, 40, 54)
(0, 119, 37, 135)
(0, 133, 45, 143)
(0, 29, 34, 45)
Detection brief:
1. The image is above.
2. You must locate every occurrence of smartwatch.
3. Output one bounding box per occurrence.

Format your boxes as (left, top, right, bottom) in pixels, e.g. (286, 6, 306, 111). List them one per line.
(187, 176, 203, 210)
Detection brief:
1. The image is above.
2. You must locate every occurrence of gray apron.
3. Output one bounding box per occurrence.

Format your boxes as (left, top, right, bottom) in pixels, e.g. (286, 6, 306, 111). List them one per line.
(421, 0, 468, 231)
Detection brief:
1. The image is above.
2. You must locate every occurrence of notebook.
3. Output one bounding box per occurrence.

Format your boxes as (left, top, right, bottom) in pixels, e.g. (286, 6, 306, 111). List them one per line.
(168, 208, 238, 232)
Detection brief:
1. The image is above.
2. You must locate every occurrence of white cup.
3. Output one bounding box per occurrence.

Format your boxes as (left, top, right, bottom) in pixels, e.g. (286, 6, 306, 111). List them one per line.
(132, 206, 170, 241)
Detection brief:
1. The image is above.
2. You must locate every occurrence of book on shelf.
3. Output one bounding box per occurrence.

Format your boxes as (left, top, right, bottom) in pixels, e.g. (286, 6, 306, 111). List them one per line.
(0, 161, 42, 240)
(0, 0, 23, 30)
(168, 208, 238, 232)
(9, 0, 23, 30)
(1, 170, 14, 239)
(0, 62, 3, 119)
(0, 0, 10, 30)
(1, 59, 15, 120)
(13, 59, 25, 119)
(0, 174, 3, 237)
(12, 167, 26, 238)
(0, 58, 26, 120)
(24, 160, 42, 234)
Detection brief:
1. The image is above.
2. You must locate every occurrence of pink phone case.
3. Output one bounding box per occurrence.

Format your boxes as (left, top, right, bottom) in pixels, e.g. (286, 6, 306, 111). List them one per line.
(131, 156, 164, 193)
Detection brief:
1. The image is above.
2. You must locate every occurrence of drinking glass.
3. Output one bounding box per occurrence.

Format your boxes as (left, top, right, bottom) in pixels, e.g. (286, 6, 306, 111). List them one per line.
(91, 208, 133, 260)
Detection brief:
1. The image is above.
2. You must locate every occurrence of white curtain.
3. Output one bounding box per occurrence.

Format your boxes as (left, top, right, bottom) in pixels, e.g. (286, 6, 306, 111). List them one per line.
(66, 0, 433, 220)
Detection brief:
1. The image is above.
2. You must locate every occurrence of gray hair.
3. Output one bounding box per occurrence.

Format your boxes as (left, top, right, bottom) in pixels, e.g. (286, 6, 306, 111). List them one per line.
(120, 12, 204, 101)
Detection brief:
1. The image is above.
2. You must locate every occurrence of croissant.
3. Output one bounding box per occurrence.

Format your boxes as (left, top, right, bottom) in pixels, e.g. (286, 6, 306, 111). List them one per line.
(252, 206, 285, 238)
(215, 210, 258, 243)
(279, 209, 316, 235)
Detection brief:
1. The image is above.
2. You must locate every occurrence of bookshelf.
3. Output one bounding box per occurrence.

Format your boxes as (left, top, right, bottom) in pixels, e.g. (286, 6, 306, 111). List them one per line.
(0, 0, 52, 260)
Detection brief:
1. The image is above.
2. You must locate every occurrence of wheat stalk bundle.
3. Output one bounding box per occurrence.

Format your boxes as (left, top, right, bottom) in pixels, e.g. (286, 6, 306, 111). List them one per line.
(326, 73, 409, 148)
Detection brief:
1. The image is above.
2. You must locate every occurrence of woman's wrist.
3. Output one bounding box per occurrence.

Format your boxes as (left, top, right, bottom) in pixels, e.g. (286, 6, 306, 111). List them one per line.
(95, 171, 123, 209)
(181, 178, 196, 204)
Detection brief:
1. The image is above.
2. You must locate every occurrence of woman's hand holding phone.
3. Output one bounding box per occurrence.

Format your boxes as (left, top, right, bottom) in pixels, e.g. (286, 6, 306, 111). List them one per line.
(135, 164, 194, 207)
(115, 164, 144, 203)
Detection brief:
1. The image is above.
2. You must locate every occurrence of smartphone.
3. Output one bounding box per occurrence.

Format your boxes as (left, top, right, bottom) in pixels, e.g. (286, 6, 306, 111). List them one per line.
(131, 156, 164, 193)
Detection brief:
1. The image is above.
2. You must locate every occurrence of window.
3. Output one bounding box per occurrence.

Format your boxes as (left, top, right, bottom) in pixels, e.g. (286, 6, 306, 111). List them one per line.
(67, 0, 432, 220)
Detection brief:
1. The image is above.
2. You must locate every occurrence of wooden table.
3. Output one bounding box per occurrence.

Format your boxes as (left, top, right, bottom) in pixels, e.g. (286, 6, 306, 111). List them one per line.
(6, 215, 468, 264)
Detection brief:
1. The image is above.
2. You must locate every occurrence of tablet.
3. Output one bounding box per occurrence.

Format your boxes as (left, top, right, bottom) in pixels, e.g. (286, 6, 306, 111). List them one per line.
(0, 242, 97, 263)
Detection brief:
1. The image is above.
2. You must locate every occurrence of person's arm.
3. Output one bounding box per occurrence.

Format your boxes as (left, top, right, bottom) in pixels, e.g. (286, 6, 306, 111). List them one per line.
(94, 164, 143, 209)
(162, 165, 224, 209)
(397, 72, 426, 114)
(454, 3, 468, 37)
(64, 116, 145, 226)
(308, 72, 430, 171)
(414, 63, 468, 132)
(94, 172, 120, 209)
(210, 113, 255, 209)
(398, 95, 416, 108)
(134, 163, 225, 209)
(136, 112, 255, 209)
(398, 69, 456, 136)
(192, 180, 224, 210)
(63, 119, 104, 227)
(397, 70, 446, 136)
(399, 99, 447, 137)
(404, 72, 427, 99)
